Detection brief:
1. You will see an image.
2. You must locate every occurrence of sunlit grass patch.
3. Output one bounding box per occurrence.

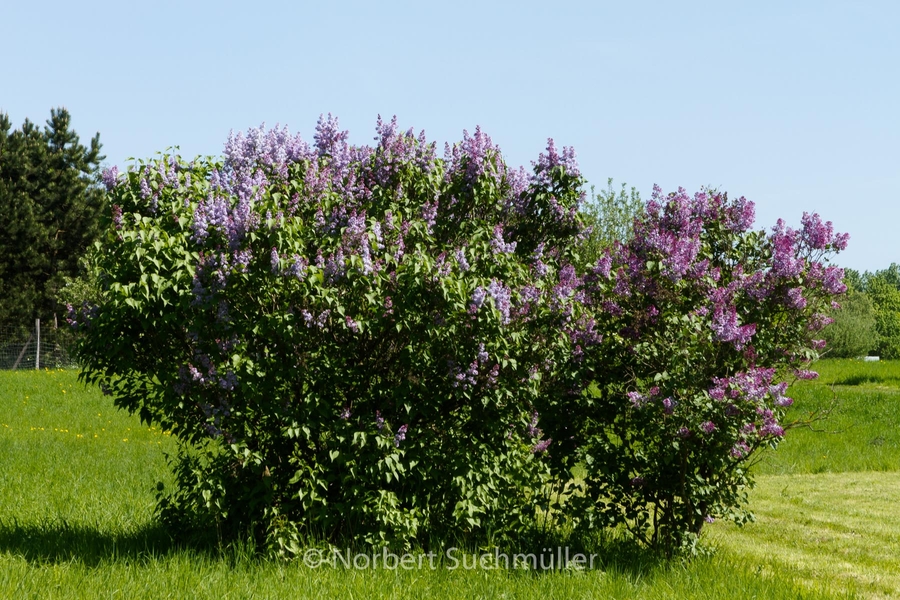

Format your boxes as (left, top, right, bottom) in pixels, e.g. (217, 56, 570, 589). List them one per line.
(0, 370, 176, 526)
(811, 358, 900, 388)
(710, 471, 900, 600)
(0, 363, 892, 598)
(755, 360, 900, 475)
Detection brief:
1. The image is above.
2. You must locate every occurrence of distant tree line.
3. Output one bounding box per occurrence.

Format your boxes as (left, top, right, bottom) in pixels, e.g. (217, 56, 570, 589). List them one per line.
(823, 265, 900, 358)
(0, 108, 105, 330)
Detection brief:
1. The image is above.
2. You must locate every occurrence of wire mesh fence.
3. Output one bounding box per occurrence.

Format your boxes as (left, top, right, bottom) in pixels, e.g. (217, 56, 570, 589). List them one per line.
(0, 319, 78, 370)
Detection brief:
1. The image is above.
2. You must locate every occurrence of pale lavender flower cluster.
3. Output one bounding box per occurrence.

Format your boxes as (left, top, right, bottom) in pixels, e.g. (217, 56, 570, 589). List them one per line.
(770, 220, 804, 278)
(808, 313, 835, 331)
(421, 199, 439, 233)
(455, 248, 470, 271)
(314, 113, 350, 161)
(177, 351, 238, 405)
(822, 266, 847, 294)
(730, 440, 751, 458)
(491, 225, 517, 254)
(526, 411, 542, 438)
(371, 115, 436, 188)
(627, 391, 648, 408)
(710, 304, 756, 349)
(223, 123, 309, 179)
(300, 309, 331, 329)
(503, 165, 530, 214)
(477, 343, 489, 363)
(631, 186, 704, 282)
(444, 126, 505, 186)
(270, 247, 281, 273)
(470, 286, 487, 313)
(287, 255, 308, 280)
(65, 301, 99, 331)
(192, 187, 262, 250)
(139, 177, 152, 200)
(724, 196, 755, 232)
(111, 204, 123, 230)
(449, 360, 479, 389)
(394, 424, 408, 447)
(531, 438, 552, 454)
(486, 280, 513, 324)
(158, 156, 179, 189)
(800, 212, 849, 251)
(101, 166, 120, 191)
(234, 249, 252, 272)
(343, 210, 375, 276)
(786, 287, 807, 309)
(531, 138, 580, 186)
(706, 368, 797, 445)
(551, 265, 582, 313)
(191, 252, 235, 303)
(324, 248, 346, 282)
(661, 397, 675, 414)
(531, 243, 550, 277)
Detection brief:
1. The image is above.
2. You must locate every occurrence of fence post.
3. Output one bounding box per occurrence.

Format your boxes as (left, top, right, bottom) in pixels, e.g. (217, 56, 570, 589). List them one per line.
(35, 318, 40, 370)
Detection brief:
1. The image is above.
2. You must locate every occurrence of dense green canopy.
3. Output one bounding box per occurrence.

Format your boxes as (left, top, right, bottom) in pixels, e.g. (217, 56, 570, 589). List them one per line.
(0, 108, 105, 328)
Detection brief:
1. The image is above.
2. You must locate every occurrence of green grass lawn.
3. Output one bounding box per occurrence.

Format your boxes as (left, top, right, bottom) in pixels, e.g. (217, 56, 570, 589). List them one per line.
(1, 362, 897, 598)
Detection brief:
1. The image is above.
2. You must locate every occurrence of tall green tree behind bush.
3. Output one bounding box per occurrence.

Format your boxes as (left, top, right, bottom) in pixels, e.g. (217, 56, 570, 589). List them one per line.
(840, 265, 900, 358)
(0, 108, 105, 327)
(822, 289, 877, 357)
(579, 178, 642, 262)
(867, 276, 900, 359)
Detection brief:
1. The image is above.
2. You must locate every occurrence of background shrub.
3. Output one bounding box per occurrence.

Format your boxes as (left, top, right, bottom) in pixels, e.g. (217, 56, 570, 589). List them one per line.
(821, 289, 877, 358)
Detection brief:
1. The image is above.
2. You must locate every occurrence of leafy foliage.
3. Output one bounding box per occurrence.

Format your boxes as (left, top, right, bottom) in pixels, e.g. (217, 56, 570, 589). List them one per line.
(539, 189, 849, 554)
(579, 178, 643, 262)
(866, 277, 900, 359)
(75, 118, 585, 551)
(843, 265, 900, 359)
(75, 117, 848, 557)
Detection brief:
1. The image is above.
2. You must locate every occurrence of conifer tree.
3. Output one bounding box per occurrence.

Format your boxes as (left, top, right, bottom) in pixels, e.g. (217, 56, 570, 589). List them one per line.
(0, 108, 104, 328)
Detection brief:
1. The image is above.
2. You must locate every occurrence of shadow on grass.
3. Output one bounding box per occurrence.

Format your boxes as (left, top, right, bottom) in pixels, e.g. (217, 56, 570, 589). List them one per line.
(485, 526, 672, 578)
(834, 374, 885, 386)
(0, 518, 209, 566)
(0, 516, 672, 576)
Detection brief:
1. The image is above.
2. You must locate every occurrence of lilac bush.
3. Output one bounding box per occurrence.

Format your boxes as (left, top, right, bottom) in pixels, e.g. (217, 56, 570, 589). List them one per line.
(539, 186, 848, 554)
(76, 114, 848, 557)
(75, 115, 583, 552)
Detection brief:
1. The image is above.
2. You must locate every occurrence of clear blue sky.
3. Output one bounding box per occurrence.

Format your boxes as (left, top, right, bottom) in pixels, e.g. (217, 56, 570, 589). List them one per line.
(3, 0, 896, 272)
